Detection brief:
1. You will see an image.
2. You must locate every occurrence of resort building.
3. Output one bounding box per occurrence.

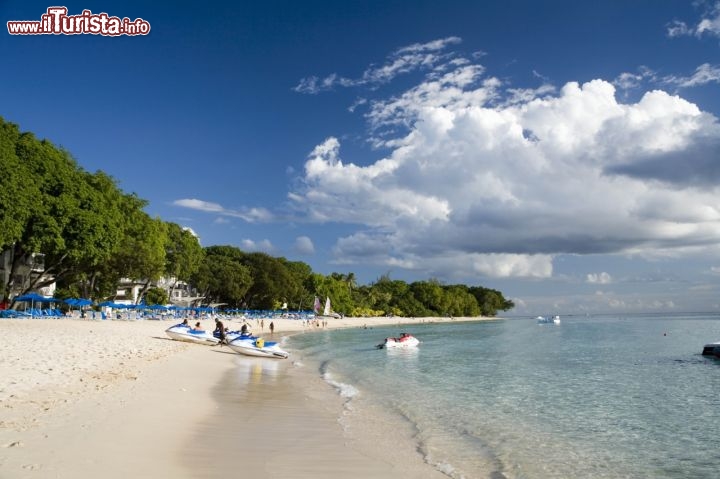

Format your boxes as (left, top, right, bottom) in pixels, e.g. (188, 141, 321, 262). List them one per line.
(1, 248, 202, 308)
(113, 277, 204, 307)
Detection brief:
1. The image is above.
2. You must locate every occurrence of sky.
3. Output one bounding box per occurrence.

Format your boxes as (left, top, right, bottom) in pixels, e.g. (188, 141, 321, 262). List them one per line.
(2, 0, 720, 315)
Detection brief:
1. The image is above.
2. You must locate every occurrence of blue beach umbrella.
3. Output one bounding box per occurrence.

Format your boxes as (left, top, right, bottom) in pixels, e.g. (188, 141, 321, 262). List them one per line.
(15, 292, 51, 302)
(14, 292, 54, 318)
(64, 298, 93, 314)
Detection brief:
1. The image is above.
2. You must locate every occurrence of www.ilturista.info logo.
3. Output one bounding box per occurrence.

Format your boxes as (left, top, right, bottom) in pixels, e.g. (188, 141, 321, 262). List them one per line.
(7, 7, 150, 36)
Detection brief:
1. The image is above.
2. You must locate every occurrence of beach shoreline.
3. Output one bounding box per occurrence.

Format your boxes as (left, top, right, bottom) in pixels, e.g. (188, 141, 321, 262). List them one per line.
(0, 315, 495, 478)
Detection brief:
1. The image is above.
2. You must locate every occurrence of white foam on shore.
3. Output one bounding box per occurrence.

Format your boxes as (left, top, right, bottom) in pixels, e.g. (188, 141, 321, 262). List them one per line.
(321, 368, 359, 400)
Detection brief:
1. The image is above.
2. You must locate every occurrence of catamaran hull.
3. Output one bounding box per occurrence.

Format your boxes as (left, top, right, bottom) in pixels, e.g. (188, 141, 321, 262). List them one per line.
(227, 338, 289, 359)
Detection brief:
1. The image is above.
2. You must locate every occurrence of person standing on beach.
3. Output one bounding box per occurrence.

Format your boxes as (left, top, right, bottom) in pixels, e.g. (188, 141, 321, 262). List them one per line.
(269, 321, 274, 334)
(214, 318, 227, 345)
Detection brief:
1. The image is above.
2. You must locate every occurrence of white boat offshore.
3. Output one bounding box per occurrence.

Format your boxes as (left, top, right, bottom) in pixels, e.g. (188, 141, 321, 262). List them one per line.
(377, 333, 420, 349)
(227, 336, 289, 359)
(537, 315, 561, 325)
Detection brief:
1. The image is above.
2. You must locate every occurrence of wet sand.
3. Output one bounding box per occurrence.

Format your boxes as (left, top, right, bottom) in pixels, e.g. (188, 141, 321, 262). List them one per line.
(186, 353, 448, 478)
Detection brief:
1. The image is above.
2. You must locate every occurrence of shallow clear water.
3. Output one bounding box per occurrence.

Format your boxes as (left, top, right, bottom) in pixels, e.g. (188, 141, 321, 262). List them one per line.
(288, 315, 720, 479)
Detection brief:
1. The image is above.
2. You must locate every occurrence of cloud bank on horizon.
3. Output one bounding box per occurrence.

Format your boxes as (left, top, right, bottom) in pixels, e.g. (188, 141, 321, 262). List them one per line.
(176, 28, 720, 283)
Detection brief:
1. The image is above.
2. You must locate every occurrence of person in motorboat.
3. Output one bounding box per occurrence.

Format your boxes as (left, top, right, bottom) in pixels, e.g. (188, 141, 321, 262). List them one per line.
(377, 332, 419, 349)
(192, 321, 203, 331)
(181, 317, 189, 327)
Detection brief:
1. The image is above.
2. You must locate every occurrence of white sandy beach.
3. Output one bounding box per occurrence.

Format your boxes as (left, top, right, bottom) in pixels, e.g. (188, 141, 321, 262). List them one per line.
(0, 315, 491, 478)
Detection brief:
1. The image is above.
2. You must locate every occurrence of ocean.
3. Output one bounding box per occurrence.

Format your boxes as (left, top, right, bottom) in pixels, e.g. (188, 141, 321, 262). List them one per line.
(287, 314, 720, 479)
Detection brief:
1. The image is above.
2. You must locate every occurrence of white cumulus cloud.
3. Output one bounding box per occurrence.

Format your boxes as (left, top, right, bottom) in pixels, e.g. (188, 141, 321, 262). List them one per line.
(240, 239, 273, 253)
(294, 236, 315, 255)
(291, 40, 720, 280)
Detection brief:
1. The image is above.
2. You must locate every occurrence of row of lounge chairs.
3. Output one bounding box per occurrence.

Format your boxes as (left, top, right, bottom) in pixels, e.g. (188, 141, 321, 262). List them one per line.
(0, 308, 66, 318)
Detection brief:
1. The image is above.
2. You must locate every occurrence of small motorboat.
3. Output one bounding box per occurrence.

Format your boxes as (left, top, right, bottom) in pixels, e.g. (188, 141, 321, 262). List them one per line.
(165, 323, 221, 345)
(537, 315, 561, 325)
(377, 333, 419, 349)
(702, 341, 720, 358)
(227, 336, 289, 359)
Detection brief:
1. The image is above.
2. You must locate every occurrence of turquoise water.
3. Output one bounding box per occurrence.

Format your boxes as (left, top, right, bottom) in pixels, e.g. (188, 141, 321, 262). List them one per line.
(288, 315, 720, 479)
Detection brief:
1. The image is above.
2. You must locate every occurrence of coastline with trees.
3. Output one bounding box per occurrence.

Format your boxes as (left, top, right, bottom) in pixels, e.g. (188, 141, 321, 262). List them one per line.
(0, 117, 514, 317)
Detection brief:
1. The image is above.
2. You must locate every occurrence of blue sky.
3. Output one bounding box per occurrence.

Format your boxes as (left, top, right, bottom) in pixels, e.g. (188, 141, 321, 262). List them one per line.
(3, 0, 720, 315)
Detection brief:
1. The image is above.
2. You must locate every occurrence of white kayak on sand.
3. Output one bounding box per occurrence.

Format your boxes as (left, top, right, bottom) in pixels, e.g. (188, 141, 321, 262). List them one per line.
(377, 333, 420, 349)
(227, 336, 289, 359)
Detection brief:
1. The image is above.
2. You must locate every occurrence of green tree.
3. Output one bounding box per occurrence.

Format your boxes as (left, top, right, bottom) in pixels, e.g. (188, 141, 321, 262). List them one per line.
(0, 118, 35, 252)
(191, 251, 252, 306)
(410, 280, 445, 314)
(442, 285, 481, 317)
(310, 273, 353, 315)
(164, 222, 204, 299)
(282, 259, 314, 311)
(5, 131, 126, 304)
(144, 287, 168, 306)
(54, 171, 128, 300)
(468, 286, 515, 316)
(104, 197, 168, 303)
(366, 275, 407, 315)
(240, 252, 296, 310)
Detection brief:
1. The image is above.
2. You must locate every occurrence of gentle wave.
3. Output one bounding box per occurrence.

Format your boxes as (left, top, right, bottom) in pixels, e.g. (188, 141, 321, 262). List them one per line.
(319, 359, 359, 400)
